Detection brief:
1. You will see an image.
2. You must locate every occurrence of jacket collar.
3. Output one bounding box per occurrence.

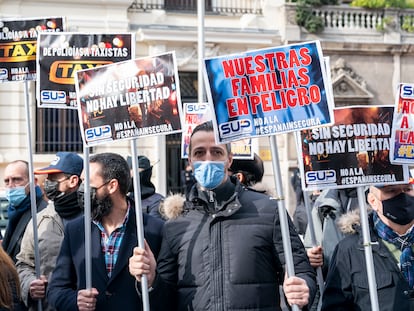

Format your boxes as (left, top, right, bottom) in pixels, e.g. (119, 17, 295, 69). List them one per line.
(355, 213, 391, 257)
(187, 176, 243, 217)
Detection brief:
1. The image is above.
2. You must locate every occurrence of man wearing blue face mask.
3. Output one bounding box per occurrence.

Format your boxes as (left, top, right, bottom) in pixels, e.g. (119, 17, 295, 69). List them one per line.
(2, 160, 48, 262)
(129, 121, 316, 310)
(322, 182, 414, 310)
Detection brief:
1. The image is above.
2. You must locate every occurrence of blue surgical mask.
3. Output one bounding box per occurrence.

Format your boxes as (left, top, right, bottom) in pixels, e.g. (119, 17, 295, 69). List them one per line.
(6, 185, 28, 207)
(193, 161, 226, 190)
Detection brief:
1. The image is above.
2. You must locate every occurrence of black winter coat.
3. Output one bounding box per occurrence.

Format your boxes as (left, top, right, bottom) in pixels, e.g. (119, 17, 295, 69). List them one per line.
(322, 214, 414, 311)
(151, 178, 316, 311)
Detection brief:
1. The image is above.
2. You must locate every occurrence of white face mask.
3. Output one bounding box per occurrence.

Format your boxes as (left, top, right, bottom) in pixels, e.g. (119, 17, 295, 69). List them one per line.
(193, 161, 226, 190)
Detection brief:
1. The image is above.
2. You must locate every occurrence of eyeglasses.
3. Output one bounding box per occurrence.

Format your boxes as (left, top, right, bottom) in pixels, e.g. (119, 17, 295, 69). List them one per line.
(93, 180, 110, 191)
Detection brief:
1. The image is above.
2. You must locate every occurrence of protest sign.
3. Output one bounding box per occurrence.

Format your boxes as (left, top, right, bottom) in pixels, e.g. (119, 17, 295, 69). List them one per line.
(390, 83, 414, 164)
(76, 51, 183, 147)
(181, 102, 212, 158)
(181, 102, 255, 159)
(203, 41, 334, 143)
(0, 17, 64, 82)
(37, 32, 134, 109)
(298, 105, 408, 191)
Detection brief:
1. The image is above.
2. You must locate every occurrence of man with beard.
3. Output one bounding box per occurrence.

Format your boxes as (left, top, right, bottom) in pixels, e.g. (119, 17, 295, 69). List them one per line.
(322, 182, 414, 310)
(47, 152, 164, 311)
(16, 152, 84, 311)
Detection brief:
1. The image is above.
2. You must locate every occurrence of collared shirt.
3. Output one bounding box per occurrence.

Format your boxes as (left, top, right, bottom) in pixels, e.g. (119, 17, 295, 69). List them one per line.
(94, 205, 130, 278)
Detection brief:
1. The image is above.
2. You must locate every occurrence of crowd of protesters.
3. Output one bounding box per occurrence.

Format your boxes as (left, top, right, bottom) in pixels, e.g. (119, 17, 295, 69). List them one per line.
(0, 121, 413, 310)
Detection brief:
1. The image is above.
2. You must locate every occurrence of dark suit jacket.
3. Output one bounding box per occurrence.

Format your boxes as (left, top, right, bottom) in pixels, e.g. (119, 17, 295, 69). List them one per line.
(47, 204, 164, 311)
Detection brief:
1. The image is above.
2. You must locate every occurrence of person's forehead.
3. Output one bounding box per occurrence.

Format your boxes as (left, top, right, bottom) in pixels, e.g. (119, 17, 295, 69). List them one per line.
(379, 184, 412, 192)
(90, 162, 102, 177)
(5, 162, 26, 176)
(191, 130, 224, 149)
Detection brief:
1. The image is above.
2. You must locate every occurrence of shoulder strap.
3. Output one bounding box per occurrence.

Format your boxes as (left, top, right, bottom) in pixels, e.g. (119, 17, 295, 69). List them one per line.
(6, 198, 47, 258)
(6, 209, 32, 258)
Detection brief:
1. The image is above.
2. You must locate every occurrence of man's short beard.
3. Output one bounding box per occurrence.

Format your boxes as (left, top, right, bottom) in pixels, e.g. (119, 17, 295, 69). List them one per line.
(92, 195, 113, 222)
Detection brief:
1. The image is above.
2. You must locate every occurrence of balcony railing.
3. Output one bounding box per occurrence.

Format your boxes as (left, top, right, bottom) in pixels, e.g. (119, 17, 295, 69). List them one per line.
(129, 1, 414, 36)
(128, 0, 263, 15)
(311, 5, 414, 33)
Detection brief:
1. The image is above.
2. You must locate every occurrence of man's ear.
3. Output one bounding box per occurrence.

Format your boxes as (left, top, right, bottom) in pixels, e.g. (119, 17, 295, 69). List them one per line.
(235, 172, 245, 184)
(367, 192, 380, 212)
(68, 175, 80, 189)
(227, 152, 233, 168)
(107, 178, 118, 194)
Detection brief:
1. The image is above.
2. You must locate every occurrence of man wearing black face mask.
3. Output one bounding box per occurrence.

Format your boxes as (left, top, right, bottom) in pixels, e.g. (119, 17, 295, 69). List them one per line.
(16, 152, 83, 311)
(47, 152, 164, 311)
(322, 182, 414, 311)
(126, 155, 164, 220)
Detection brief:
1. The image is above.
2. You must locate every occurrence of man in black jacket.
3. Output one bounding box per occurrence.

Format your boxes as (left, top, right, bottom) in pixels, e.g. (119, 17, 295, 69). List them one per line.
(129, 121, 316, 310)
(322, 182, 414, 310)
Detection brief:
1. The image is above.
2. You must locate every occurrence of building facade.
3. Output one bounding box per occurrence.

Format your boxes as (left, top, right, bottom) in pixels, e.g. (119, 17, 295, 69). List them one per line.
(0, 0, 413, 214)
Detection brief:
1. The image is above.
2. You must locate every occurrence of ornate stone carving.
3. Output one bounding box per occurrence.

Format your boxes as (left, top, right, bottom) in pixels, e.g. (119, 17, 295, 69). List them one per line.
(331, 58, 367, 89)
(331, 58, 373, 106)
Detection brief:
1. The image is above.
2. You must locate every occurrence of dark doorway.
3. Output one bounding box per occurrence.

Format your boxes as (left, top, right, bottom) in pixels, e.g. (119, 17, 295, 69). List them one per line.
(166, 71, 197, 194)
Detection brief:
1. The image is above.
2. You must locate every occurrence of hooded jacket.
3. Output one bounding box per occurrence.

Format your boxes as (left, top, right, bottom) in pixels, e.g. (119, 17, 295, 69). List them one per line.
(303, 188, 359, 272)
(322, 210, 414, 311)
(153, 177, 316, 311)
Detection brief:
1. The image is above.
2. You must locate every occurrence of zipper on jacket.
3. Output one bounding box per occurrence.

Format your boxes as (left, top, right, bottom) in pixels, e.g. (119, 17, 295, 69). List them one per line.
(211, 220, 225, 311)
(209, 190, 214, 203)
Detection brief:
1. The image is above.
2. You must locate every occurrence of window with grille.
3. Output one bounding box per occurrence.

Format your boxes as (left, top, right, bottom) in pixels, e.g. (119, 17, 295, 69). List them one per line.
(35, 108, 83, 153)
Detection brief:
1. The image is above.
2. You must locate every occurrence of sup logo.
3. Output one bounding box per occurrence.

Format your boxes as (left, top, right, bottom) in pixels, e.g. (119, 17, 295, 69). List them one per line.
(305, 170, 336, 184)
(85, 125, 112, 142)
(401, 84, 414, 99)
(219, 119, 252, 139)
(41, 90, 66, 104)
(185, 103, 208, 113)
(0, 68, 8, 80)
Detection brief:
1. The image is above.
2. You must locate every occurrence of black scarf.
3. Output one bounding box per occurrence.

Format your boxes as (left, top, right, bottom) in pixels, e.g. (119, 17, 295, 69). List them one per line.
(54, 191, 82, 220)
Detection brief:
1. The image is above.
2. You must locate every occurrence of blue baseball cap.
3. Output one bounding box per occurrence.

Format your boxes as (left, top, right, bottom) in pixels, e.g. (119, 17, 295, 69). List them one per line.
(34, 152, 83, 176)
